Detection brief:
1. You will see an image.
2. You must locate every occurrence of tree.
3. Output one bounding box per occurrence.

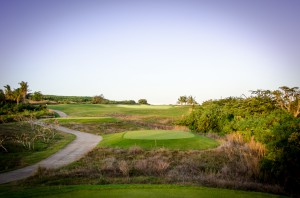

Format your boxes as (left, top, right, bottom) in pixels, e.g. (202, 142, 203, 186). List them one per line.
(187, 95, 197, 106)
(0, 89, 5, 103)
(138, 99, 148, 105)
(19, 81, 29, 103)
(31, 91, 43, 101)
(4, 85, 14, 101)
(13, 88, 22, 105)
(92, 94, 107, 104)
(177, 95, 187, 105)
(273, 86, 300, 117)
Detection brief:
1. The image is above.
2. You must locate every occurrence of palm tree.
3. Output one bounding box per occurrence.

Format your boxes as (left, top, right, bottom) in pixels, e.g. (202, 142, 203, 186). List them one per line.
(13, 88, 22, 105)
(187, 95, 197, 106)
(19, 81, 29, 103)
(4, 85, 14, 101)
(177, 95, 187, 105)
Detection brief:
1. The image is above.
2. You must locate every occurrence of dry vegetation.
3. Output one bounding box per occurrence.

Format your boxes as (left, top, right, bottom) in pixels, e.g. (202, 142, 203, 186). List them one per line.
(26, 132, 283, 195)
(59, 119, 178, 135)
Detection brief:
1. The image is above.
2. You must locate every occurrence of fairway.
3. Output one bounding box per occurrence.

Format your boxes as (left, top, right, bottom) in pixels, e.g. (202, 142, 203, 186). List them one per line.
(0, 185, 285, 198)
(99, 130, 219, 150)
(48, 104, 190, 118)
(124, 130, 195, 140)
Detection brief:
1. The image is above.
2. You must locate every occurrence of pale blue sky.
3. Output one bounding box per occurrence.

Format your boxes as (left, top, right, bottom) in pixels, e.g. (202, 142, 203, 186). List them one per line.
(1, 0, 299, 104)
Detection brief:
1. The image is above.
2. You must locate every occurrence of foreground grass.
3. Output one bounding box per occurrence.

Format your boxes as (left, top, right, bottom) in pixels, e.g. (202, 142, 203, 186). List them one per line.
(22, 138, 283, 194)
(0, 184, 287, 198)
(99, 130, 219, 150)
(0, 123, 75, 172)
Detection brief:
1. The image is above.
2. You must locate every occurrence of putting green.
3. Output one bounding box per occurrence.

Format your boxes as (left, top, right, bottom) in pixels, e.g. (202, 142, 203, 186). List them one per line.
(99, 130, 219, 150)
(123, 130, 195, 140)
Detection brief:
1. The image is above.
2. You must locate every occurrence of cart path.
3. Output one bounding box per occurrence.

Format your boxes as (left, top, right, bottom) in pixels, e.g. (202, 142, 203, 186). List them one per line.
(51, 109, 68, 118)
(0, 111, 102, 184)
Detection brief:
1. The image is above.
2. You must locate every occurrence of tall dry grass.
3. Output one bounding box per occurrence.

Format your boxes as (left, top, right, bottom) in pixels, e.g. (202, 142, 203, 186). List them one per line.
(220, 133, 266, 179)
(28, 135, 283, 194)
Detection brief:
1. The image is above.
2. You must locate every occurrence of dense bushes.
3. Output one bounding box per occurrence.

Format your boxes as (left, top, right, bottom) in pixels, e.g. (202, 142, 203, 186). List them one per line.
(178, 88, 300, 195)
(0, 102, 50, 123)
(261, 114, 300, 195)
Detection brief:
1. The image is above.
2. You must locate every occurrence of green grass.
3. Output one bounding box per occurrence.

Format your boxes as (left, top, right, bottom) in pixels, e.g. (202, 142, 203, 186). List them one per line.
(48, 104, 190, 118)
(99, 130, 219, 150)
(123, 130, 195, 140)
(46, 117, 119, 124)
(0, 123, 76, 172)
(0, 185, 286, 198)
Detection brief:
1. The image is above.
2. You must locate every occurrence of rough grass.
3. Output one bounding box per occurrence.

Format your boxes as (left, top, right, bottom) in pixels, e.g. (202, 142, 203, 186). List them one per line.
(0, 123, 75, 172)
(0, 185, 286, 198)
(99, 131, 219, 150)
(45, 117, 119, 124)
(123, 130, 195, 140)
(24, 139, 283, 195)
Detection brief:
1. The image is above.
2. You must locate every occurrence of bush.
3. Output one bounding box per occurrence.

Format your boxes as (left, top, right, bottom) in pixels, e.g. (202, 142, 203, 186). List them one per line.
(261, 113, 300, 195)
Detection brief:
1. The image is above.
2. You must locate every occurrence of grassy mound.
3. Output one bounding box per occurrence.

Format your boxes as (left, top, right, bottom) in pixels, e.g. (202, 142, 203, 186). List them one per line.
(123, 130, 195, 140)
(99, 130, 219, 150)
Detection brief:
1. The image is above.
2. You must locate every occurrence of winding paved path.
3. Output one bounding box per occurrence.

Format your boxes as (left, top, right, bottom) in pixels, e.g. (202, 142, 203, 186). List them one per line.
(52, 109, 68, 118)
(0, 110, 102, 184)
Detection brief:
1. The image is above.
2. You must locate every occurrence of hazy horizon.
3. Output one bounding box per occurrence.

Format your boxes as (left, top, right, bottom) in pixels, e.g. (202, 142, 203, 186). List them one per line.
(1, 0, 299, 104)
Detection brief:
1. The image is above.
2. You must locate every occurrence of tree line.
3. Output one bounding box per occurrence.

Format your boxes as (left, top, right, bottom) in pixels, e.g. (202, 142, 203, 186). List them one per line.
(92, 94, 148, 105)
(0, 81, 29, 105)
(1, 81, 150, 106)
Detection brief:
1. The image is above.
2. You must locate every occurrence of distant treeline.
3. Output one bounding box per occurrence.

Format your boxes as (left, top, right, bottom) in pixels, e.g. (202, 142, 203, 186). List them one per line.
(43, 95, 140, 105)
(43, 95, 93, 103)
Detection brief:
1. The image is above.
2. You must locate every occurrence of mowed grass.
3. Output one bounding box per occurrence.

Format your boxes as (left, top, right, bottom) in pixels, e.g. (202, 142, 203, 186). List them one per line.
(99, 130, 219, 150)
(48, 104, 190, 118)
(0, 185, 286, 198)
(124, 130, 195, 140)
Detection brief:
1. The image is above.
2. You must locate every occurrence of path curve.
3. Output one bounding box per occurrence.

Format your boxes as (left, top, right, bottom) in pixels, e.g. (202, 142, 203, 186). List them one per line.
(51, 109, 68, 118)
(0, 111, 102, 184)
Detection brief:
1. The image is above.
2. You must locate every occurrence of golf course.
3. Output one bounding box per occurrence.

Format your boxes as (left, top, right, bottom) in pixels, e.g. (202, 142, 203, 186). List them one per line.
(2, 0, 299, 196)
(0, 103, 293, 197)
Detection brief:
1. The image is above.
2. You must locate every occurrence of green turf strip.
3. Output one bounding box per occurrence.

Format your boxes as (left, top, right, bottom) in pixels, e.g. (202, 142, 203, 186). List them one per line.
(0, 185, 286, 198)
(123, 130, 195, 140)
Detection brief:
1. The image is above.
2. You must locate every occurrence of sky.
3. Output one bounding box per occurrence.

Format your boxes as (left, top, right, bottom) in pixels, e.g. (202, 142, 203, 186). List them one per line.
(0, 0, 299, 104)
